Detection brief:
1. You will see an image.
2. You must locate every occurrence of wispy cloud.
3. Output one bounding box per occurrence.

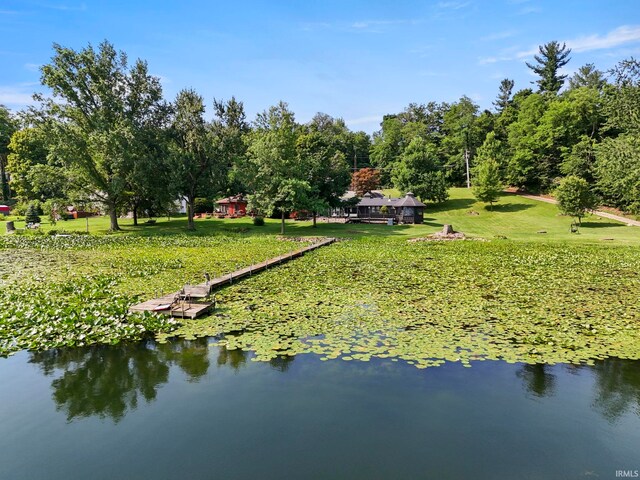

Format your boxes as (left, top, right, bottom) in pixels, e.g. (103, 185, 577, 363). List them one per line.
(437, 1, 471, 9)
(0, 86, 37, 107)
(24, 63, 40, 72)
(516, 5, 541, 15)
(301, 18, 420, 34)
(34, 2, 87, 11)
(481, 30, 517, 42)
(568, 25, 640, 52)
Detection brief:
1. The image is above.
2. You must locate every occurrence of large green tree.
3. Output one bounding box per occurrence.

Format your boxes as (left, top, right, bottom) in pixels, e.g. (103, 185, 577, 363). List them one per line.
(526, 41, 572, 94)
(7, 126, 67, 203)
(244, 102, 311, 234)
(170, 89, 225, 231)
(297, 115, 352, 226)
(40, 41, 166, 230)
(392, 136, 448, 203)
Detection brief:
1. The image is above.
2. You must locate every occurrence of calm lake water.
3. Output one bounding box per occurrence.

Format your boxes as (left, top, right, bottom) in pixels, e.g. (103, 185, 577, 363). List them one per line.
(1, 339, 639, 480)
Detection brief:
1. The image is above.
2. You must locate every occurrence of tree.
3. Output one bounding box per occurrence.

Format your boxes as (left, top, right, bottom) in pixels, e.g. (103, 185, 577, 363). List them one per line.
(568, 64, 606, 91)
(351, 167, 381, 196)
(526, 41, 572, 94)
(7, 126, 67, 203)
(244, 102, 310, 234)
(472, 158, 502, 209)
(507, 93, 548, 188)
(392, 136, 448, 203)
(25, 203, 42, 224)
(40, 41, 167, 231)
(493, 79, 515, 112)
(0, 105, 17, 201)
(555, 175, 596, 224)
(595, 135, 640, 213)
(170, 89, 221, 231)
(296, 119, 352, 227)
(213, 96, 250, 196)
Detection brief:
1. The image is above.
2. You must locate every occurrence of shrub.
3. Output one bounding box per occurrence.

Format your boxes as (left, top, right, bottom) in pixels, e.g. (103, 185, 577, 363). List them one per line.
(253, 216, 265, 226)
(25, 203, 42, 224)
(0, 214, 5, 221)
(193, 198, 213, 214)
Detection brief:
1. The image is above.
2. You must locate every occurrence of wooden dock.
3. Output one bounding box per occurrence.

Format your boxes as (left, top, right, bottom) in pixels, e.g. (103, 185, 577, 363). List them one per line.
(129, 237, 336, 319)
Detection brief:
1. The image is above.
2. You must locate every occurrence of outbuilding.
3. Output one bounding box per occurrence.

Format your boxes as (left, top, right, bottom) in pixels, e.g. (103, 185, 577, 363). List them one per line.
(0, 205, 10, 215)
(216, 195, 247, 216)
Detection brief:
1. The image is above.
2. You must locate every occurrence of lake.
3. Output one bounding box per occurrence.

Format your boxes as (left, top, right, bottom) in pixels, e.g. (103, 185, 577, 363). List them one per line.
(1, 339, 638, 480)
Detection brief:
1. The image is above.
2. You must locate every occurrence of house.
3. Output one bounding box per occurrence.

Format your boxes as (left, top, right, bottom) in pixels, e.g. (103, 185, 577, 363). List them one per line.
(216, 195, 247, 217)
(333, 191, 426, 224)
(0, 205, 10, 215)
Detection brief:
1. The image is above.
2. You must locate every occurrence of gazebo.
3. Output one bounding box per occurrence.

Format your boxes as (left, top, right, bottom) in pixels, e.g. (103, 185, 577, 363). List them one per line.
(392, 192, 425, 224)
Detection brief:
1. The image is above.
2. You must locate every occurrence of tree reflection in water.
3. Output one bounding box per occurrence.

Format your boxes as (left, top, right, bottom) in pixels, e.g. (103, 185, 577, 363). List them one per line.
(591, 358, 640, 422)
(216, 345, 249, 371)
(516, 364, 557, 398)
(29, 338, 211, 422)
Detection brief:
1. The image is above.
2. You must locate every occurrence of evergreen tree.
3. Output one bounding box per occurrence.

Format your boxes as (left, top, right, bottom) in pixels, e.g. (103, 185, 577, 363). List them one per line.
(25, 203, 42, 224)
(568, 64, 606, 91)
(526, 41, 572, 94)
(493, 79, 515, 112)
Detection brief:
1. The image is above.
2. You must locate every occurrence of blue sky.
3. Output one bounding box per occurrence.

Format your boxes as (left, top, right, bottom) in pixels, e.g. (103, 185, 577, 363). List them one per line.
(1, 0, 639, 133)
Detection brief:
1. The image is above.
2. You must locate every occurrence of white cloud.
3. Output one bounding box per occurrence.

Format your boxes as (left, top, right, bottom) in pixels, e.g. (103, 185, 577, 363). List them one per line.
(516, 6, 541, 15)
(437, 1, 471, 9)
(517, 25, 640, 59)
(568, 25, 640, 52)
(0, 86, 37, 107)
(481, 30, 517, 42)
(24, 63, 40, 72)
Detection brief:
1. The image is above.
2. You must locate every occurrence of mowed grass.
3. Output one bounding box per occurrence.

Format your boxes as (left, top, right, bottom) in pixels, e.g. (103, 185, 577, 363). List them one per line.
(3, 188, 639, 244)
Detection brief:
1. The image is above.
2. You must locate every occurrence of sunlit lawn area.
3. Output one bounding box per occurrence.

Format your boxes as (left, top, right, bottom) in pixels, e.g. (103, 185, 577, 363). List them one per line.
(4, 188, 639, 244)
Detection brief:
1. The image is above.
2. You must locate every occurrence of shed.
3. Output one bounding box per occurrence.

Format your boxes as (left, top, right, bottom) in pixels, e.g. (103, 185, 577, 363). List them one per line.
(0, 205, 10, 215)
(216, 195, 247, 216)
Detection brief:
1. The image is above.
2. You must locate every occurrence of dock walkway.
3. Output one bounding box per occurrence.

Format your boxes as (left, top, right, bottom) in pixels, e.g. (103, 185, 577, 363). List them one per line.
(129, 237, 336, 319)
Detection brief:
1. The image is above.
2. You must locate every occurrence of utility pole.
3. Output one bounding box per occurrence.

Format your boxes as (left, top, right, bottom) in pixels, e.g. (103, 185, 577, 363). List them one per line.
(465, 149, 470, 188)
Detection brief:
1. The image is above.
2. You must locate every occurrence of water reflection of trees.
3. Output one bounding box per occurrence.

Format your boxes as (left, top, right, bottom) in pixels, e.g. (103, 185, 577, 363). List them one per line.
(591, 358, 640, 422)
(28, 338, 299, 422)
(516, 364, 557, 398)
(29, 338, 212, 422)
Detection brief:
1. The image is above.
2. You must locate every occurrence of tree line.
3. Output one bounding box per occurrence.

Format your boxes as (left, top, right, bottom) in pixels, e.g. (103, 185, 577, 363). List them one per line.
(0, 40, 638, 232)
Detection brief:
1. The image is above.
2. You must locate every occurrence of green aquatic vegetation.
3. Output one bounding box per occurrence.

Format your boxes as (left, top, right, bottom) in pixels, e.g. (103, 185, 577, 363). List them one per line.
(0, 235, 309, 356)
(0, 275, 178, 356)
(164, 239, 640, 369)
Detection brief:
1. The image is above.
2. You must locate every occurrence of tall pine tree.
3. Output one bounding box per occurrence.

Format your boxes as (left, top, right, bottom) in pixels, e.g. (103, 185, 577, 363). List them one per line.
(526, 41, 571, 94)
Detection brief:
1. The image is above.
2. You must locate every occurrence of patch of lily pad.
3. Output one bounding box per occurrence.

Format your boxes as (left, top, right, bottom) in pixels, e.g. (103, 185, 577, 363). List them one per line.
(0, 234, 309, 356)
(162, 239, 640, 369)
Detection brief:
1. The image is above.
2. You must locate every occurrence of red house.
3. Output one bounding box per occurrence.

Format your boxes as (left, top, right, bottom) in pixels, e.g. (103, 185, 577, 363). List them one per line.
(216, 195, 247, 217)
(0, 205, 11, 215)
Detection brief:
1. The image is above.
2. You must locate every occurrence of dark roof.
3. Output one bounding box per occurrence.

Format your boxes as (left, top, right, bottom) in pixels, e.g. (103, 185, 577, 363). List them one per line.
(357, 194, 397, 207)
(217, 195, 246, 205)
(393, 192, 426, 208)
(356, 192, 425, 208)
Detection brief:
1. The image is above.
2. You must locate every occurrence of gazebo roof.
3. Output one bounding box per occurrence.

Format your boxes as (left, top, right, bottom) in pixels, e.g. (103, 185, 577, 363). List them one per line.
(393, 193, 426, 208)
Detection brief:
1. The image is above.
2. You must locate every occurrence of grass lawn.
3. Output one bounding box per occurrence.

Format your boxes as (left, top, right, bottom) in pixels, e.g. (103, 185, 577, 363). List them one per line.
(4, 188, 639, 244)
